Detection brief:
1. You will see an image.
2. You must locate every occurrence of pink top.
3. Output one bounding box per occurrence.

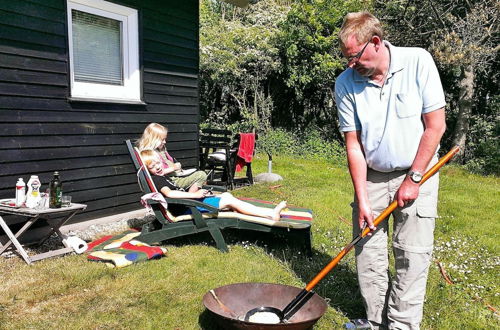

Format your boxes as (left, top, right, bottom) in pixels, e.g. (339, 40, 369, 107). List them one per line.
(158, 149, 175, 169)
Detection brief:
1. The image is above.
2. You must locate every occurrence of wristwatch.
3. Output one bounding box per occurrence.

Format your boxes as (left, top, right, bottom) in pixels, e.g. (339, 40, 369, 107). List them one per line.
(408, 170, 423, 183)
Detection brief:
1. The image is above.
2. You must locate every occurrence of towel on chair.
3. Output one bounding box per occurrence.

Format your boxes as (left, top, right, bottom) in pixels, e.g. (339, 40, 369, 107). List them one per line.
(236, 133, 255, 172)
(87, 230, 167, 268)
(141, 192, 168, 214)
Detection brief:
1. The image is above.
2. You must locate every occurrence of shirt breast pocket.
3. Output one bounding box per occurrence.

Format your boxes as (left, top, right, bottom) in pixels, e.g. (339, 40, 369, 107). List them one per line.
(396, 93, 422, 118)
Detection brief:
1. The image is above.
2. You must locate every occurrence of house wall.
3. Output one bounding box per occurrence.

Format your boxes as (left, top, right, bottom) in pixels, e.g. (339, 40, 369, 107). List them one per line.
(0, 0, 200, 225)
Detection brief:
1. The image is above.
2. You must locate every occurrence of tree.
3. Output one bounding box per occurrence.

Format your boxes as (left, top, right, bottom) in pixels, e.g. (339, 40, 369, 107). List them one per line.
(375, 0, 499, 166)
(199, 0, 289, 132)
(275, 0, 369, 139)
(430, 1, 499, 160)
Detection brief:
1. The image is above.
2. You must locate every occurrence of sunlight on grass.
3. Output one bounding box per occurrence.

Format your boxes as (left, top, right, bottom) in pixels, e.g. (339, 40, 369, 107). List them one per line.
(0, 157, 498, 329)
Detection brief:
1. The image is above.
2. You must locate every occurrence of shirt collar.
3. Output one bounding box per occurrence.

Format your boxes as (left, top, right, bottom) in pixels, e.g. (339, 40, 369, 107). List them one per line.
(385, 41, 404, 75)
(351, 40, 404, 83)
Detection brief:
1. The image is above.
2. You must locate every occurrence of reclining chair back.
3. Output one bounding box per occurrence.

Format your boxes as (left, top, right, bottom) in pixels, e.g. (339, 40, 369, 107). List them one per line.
(125, 140, 173, 223)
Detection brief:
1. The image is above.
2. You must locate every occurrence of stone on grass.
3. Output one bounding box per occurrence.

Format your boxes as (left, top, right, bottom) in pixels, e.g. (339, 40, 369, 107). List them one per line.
(254, 172, 283, 183)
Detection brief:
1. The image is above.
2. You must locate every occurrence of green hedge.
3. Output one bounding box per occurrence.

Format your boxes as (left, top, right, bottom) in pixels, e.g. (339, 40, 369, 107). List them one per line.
(257, 128, 346, 165)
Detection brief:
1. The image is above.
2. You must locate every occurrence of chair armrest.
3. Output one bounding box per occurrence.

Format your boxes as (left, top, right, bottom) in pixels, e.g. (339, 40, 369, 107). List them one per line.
(165, 198, 221, 213)
(146, 197, 220, 213)
(147, 198, 220, 229)
(202, 185, 227, 192)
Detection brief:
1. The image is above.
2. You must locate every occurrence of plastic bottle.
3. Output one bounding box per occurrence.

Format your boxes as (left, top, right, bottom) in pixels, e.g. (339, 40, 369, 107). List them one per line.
(49, 171, 62, 208)
(25, 175, 41, 209)
(15, 178, 26, 207)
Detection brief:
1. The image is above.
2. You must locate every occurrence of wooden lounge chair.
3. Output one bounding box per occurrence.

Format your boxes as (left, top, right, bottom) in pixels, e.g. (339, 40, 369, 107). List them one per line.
(125, 140, 313, 254)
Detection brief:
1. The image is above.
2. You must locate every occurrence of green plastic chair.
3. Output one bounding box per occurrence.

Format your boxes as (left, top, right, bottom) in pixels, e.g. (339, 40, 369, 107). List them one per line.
(126, 140, 313, 254)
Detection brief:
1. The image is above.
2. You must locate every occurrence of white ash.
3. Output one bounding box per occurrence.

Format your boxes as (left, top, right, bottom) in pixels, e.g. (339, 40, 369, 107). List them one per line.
(248, 311, 281, 324)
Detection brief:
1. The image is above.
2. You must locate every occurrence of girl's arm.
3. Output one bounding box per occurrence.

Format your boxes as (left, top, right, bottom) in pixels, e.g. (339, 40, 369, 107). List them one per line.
(159, 186, 208, 199)
(162, 166, 177, 175)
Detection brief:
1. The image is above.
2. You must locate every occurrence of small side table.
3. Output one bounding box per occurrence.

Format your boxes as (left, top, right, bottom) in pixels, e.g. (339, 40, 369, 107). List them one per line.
(0, 203, 87, 264)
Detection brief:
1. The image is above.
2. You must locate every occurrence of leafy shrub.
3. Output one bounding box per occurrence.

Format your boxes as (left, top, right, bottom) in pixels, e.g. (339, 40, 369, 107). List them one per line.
(257, 128, 346, 165)
(463, 95, 499, 176)
(464, 115, 499, 176)
(302, 130, 345, 162)
(257, 128, 298, 156)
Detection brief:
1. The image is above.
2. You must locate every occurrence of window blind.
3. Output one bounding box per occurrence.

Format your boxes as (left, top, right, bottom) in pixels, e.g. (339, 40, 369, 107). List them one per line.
(72, 10, 123, 85)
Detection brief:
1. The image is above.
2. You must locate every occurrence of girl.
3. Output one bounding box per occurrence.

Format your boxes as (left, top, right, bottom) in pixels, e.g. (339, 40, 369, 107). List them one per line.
(136, 123, 207, 192)
(140, 149, 287, 221)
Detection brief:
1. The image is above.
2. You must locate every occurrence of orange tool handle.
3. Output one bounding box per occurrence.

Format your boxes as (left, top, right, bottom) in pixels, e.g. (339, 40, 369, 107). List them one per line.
(304, 146, 459, 292)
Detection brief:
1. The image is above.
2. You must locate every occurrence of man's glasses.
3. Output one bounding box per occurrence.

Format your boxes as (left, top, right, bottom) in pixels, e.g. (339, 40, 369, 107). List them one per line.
(346, 39, 371, 63)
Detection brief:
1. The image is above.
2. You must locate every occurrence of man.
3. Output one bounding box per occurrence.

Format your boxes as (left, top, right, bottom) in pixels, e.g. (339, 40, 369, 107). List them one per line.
(334, 12, 446, 329)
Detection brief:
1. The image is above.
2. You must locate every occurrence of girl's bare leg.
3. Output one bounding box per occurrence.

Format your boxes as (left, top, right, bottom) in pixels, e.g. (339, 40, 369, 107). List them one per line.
(218, 193, 287, 221)
(272, 201, 288, 221)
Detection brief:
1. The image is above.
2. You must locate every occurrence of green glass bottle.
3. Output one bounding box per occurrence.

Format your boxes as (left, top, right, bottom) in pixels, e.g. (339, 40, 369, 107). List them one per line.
(49, 171, 62, 208)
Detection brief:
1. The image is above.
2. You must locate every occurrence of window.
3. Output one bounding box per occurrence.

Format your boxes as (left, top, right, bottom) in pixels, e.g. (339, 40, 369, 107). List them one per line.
(67, 0, 141, 102)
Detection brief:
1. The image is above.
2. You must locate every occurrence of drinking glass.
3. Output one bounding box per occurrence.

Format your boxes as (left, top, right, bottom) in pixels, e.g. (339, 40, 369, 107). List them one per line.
(61, 195, 72, 207)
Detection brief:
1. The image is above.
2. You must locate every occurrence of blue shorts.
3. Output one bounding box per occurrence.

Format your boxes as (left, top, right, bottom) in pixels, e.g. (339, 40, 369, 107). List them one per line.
(195, 196, 221, 213)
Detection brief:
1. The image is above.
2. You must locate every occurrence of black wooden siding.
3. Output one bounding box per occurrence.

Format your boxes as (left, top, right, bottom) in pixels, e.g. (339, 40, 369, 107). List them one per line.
(0, 0, 200, 224)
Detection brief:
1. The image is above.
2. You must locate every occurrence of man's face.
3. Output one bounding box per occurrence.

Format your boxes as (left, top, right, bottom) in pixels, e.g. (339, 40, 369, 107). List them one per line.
(147, 157, 164, 176)
(342, 35, 376, 77)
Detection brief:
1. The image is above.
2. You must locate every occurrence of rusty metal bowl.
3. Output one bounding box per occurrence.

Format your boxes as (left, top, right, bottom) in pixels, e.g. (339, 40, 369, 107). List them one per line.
(203, 282, 328, 329)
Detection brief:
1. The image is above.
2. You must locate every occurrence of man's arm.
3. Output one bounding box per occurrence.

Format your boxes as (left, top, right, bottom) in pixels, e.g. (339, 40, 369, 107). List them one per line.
(395, 107, 446, 206)
(345, 131, 375, 230)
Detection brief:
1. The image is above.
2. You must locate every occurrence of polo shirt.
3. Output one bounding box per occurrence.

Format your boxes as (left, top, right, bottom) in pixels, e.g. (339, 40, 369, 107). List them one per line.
(335, 41, 446, 172)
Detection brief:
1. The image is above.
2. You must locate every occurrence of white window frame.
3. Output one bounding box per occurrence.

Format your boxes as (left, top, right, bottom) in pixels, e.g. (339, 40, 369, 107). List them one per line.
(67, 0, 141, 103)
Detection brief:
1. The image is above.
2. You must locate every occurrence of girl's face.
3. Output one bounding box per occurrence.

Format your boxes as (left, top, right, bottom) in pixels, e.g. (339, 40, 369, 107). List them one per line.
(158, 131, 167, 150)
(147, 157, 164, 176)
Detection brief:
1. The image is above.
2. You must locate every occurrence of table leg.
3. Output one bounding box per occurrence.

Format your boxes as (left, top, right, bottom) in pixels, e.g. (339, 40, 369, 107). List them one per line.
(0, 215, 40, 255)
(0, 216, 33, 264)
(38, 210, 79, 246)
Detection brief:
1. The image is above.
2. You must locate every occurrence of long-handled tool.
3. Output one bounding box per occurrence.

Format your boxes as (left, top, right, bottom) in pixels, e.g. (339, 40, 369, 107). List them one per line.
(245, 146, 460, 323)
(210, 289, 238, 319)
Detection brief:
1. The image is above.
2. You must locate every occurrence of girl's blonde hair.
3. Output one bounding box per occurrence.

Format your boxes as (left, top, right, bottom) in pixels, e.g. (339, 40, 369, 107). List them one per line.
(339, 11, 384, 48)
(136, 123, 168, 151)
(140, 149, 159, 167)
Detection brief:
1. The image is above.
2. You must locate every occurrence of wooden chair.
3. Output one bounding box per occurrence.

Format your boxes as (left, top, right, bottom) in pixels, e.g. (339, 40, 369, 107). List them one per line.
(199, 129, 256, 189)
(199, 128, 234, 189)
(126, 140, 313, 254)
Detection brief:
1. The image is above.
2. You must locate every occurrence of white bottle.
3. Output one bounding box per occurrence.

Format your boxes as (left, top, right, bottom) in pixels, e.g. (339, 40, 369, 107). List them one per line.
(15, 178, 26, 207)
(25, 175, 41, 209)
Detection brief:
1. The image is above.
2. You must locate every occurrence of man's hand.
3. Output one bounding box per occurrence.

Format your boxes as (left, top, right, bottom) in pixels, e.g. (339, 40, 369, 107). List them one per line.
(395, 178, 419, 207)
(358, 202, 376, 234)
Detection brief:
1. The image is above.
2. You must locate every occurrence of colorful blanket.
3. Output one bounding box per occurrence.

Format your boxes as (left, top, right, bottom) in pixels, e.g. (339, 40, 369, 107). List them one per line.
(87, 230, 167, 268)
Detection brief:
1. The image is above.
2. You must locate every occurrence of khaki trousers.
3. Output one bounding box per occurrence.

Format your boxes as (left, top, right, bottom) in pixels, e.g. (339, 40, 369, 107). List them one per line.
(171, 171, 208, 190)
(352, 158, 439, 330)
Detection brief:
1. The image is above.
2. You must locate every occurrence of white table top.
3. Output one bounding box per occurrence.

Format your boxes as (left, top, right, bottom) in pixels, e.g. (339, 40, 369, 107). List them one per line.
(0, 200, 87, 216)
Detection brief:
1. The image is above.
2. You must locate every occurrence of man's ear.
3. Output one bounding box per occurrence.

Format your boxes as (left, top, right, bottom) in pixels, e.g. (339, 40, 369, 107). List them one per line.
(372, 35, 383, 51)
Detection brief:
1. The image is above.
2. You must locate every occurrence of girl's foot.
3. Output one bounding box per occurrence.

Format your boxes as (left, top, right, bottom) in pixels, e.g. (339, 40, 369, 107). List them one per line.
(272, 201, 287, 221)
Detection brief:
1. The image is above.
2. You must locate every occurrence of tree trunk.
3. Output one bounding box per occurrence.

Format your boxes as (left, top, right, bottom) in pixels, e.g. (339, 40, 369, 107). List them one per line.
(452, 64, 474, 162)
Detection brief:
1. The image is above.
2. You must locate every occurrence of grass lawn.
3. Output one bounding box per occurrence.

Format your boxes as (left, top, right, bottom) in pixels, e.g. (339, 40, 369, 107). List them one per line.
(0, 154, 498, 329)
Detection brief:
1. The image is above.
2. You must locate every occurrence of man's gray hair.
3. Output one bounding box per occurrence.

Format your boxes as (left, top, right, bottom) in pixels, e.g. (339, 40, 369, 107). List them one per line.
(339, 11, 384, 48)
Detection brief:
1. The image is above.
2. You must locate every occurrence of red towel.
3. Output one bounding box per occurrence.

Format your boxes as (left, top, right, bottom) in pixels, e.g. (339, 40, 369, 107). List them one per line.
(235, 133, 255, 172)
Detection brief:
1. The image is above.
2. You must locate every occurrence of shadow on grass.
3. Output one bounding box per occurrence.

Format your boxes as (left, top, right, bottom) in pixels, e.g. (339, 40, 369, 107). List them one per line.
(159, 228, 366, 328)
(198, 308, 223, 330)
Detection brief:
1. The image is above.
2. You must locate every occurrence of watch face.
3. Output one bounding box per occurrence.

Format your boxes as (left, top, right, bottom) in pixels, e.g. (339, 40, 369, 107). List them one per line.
(411, 172, 423, 182)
